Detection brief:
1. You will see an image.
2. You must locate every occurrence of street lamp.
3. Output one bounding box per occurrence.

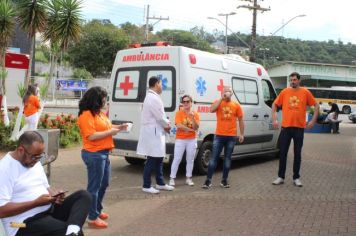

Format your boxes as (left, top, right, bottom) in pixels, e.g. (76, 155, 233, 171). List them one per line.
(270, 14, 306, 36)
(208, 12, 236, 54)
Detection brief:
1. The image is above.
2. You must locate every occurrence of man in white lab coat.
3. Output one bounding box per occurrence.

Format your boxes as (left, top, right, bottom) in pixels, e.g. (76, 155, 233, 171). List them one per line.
(137, 76, 175, 194)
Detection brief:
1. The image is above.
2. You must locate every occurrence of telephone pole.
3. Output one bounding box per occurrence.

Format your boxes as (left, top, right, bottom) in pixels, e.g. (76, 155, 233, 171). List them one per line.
(237, 0, 270, 62)
(144, 5, 169, 43)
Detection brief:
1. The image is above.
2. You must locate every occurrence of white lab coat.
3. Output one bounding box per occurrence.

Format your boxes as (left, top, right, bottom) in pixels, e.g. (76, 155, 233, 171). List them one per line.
(137, 89, 170, 157)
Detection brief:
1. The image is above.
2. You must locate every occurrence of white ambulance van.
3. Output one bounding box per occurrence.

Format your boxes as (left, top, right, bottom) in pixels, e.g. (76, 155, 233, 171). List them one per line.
(109, 42, 280, 174)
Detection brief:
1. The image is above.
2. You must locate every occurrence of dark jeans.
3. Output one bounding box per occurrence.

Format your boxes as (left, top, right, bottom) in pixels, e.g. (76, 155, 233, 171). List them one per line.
(329, 121, 339, 133)
(278, 127, 304, 180)
(143, 156, 165, 188)
(16, 190, 91, 236)
(206, 135, 236, 181)
(81, 149, 111, 220)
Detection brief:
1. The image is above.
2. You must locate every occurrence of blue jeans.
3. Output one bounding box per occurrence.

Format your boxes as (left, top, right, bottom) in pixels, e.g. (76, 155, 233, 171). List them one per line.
(143, 156, 165, 188)
(278, 127, 304, 180)
(81, 149, 111, 220)
(207, 135, 236, 181)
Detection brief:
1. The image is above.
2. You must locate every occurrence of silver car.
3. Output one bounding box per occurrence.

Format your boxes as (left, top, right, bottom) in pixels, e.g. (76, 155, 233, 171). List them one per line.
(349, 111, 356, 123)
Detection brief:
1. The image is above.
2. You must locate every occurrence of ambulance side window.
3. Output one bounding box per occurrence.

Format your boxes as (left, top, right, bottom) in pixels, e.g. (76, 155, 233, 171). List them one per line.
(147, 70, 174, 109)
(261, 80, 277, 108)
(232, 77, 259, 105)
(113, 70, 140, 100)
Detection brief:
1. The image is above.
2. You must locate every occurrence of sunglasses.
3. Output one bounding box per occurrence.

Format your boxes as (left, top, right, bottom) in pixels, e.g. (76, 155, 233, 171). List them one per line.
(23, 146, 45, 161)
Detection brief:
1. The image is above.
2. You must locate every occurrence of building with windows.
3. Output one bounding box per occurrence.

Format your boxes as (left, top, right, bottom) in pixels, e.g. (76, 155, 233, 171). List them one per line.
(267, 61, 356, 92)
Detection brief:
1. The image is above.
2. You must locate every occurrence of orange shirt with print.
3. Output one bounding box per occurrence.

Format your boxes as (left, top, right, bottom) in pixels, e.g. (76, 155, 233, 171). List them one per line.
(175, 110, 200, 139)
(273, 87, 316, 128)
(215, 100, 244, 137)
(77, 110, 114, 152)
(23, 95, 40, 117)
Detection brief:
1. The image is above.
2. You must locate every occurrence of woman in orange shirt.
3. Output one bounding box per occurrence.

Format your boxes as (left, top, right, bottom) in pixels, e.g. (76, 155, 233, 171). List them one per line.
(23, 85, 41, 130)
(169, 95, 200, 186)
(77, 86, 127, 229)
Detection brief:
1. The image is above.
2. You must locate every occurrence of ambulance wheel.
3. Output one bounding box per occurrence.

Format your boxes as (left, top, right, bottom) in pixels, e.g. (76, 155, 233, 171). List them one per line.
(194, 141, 213, 175)
(124, 156, 145, 165)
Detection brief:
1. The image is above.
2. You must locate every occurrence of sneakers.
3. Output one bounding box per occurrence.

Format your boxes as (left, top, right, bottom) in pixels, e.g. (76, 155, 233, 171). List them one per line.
(186, 178, 194, 186)
(155, 184, 174, 191)
(88, 218, 108, 229)
(99, 212, 109, 220)
(220, 180, 230, 188)
(169, 178, 175, 186)
(272, 177, 284, 185)
(142, 187, 160, 194)
(293, 178, 303, 187)
(202, 179, 212, 189)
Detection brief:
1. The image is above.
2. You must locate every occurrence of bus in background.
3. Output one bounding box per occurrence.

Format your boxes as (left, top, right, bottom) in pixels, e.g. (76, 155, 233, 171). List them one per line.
(307, 87, 356, 114)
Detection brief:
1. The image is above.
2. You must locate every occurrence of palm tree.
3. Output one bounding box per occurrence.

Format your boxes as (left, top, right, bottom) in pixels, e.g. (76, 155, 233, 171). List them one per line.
(17, 0, 48, 86)
(0, 0, 16, 125)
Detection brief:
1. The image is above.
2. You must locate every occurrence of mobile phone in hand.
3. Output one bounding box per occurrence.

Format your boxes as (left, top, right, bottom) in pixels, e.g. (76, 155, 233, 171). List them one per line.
(51, 190, 68, 198)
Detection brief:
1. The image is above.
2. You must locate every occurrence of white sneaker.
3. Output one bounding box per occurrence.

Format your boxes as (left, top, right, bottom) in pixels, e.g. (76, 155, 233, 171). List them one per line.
(155, 184, 174, 191)
(142, 187, 160, 194)
(293, 179, 303, 187)
(169, 178, 175, 186)
(186, 178, 194, 186)
(272, 177, 284, 185)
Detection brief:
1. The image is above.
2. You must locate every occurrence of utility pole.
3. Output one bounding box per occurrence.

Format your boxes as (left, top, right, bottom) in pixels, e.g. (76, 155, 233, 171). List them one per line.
(237, 0, 270, 62)
(144, 5, 169, 43)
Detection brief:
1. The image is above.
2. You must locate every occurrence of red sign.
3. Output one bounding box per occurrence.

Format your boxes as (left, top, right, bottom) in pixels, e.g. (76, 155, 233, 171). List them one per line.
(197, 106, 210, 113)
(122, 53, 169, 62)
(119, 76, 134, 96)
(217, 79, 224, 95)
(5, 52, 30, 69)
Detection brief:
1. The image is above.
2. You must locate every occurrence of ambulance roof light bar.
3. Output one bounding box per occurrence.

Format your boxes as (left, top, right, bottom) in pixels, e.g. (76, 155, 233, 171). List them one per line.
(129, 41, 170, 48)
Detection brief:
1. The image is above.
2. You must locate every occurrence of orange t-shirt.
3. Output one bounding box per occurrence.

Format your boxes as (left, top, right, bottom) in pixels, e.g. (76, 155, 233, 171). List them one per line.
(273, 87, 317, 128)
(215, 100, 243, 137)
(23, 95, 40, 117)
(175, 110, 200, 139)
(77, 110, 114, 152)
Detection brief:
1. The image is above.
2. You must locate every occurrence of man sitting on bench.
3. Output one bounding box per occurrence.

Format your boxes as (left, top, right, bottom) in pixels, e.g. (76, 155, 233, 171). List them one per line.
(0, 131, 91, 236)
(325, 111, 341, 134)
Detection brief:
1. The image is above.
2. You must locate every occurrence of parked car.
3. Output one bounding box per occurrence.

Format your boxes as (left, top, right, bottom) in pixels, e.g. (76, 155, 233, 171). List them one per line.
(349, 111, 356, 123)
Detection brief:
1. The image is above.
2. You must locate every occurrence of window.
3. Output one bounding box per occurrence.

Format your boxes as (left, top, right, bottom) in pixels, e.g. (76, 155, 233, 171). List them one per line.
(113, 70, 140, 100)
(262, 80, 277, 107)
(232, 77, 258, 104)
(147, 70, 174, 108)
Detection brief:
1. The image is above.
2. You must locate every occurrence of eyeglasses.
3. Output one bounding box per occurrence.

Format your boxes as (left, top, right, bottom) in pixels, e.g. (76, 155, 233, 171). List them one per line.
(182, 100, 191, 104)
(23, 146, 45, 161)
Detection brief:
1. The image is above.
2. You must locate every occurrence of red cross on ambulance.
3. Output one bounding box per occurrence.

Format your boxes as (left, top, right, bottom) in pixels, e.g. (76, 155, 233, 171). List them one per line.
(119, 75, 134, 96)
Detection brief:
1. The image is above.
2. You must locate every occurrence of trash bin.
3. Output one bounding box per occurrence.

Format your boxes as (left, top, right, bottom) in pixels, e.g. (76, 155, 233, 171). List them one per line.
(37, 129, 60, 182)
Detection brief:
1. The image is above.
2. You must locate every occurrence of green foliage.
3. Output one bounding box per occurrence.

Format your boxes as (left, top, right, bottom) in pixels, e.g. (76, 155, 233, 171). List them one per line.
(73, 68, 93, 80)
(0, 120, 17, 150)
(35, 50, 49, 63)
(68, 20, 129, 77)
(17, 83, 26, 97)
(0, 0, 16, 58)
(38, 113, 81, 148)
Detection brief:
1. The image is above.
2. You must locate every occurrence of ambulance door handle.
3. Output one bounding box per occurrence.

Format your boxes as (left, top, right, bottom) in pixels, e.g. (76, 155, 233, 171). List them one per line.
(264, 114, 269, 118)
(252, 114, 259, 118)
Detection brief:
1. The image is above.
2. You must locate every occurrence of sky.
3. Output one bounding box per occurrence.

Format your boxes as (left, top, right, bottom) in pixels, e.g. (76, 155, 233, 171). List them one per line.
(82, 0, 356, 44)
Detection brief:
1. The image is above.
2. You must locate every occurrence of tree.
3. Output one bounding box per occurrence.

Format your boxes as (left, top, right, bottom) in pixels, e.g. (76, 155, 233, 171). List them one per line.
(68, 20, 129, 77)
(17, 0, 48, 86)
(156, 29, 215, 52)
(0, 0, 16, 125)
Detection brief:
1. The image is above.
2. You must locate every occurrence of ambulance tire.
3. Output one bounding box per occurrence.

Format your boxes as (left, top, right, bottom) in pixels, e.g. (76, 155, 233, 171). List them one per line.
(124, 156, 145, 165)
(194, 141, 213, 175)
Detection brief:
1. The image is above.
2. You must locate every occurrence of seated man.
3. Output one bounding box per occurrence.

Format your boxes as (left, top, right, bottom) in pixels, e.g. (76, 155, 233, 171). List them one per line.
(0, 131, 91, 236)
(325, 111, 341, 134)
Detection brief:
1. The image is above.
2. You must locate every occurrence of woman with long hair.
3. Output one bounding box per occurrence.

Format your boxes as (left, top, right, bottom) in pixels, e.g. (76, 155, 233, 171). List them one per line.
(22, 84, 41, 131)
(77, 86, 127, 229)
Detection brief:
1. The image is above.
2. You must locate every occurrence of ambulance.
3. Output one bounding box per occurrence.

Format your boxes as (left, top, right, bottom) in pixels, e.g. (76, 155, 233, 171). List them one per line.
(108, 42, 280, 174)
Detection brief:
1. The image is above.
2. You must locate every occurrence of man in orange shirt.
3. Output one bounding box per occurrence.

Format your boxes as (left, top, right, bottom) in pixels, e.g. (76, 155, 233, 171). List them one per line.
(202, 86, 244, 189)
(272, 72, 319, 187)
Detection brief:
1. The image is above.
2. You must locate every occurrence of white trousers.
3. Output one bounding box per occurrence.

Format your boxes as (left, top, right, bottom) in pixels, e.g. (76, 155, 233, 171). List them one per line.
(170, 139, 197, 178)
(24, 112, 39, 131)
